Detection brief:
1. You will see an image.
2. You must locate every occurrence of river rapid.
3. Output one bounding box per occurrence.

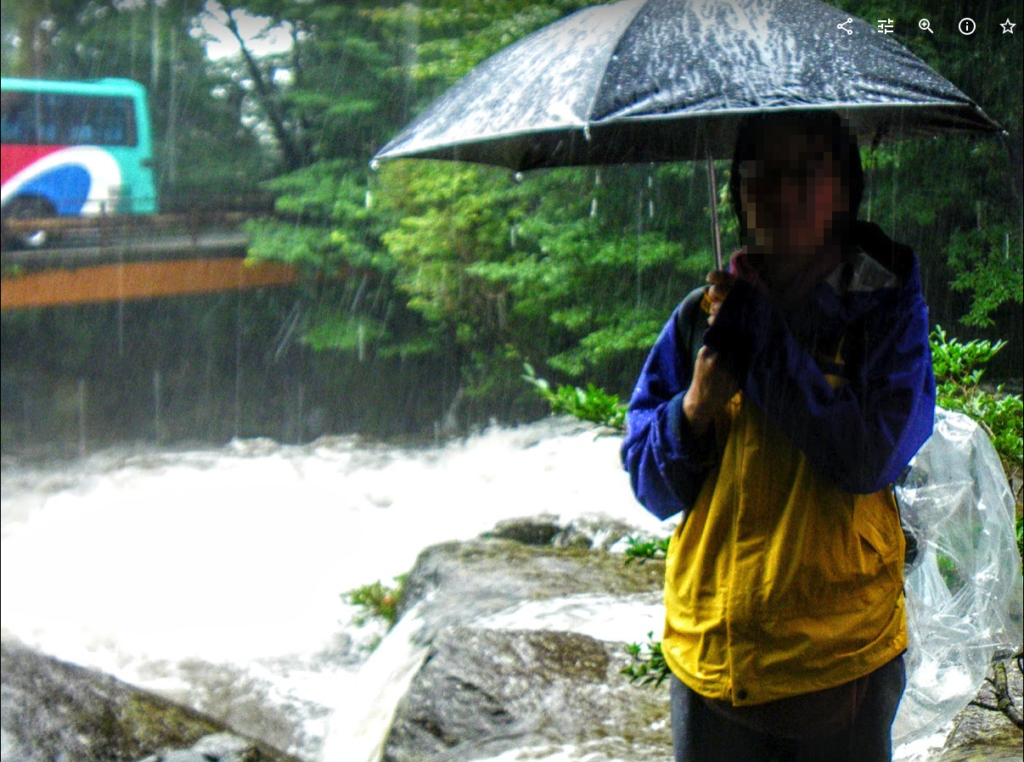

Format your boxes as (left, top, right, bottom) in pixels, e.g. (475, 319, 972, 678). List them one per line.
(0, 418, 961, 760)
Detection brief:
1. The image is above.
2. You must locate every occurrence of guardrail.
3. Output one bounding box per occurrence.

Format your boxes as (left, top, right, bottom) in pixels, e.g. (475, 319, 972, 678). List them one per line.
(0, 209, 301, 310)
(1, 211, 253, 248)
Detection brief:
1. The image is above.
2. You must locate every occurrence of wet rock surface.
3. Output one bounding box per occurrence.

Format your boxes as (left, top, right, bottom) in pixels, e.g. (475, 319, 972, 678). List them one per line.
(482, 514, 637, 551)
(0, 640, 301, 762)
(938, 658, 1023, 761)
(384, 515, 671, 762)
(3, 505, 1017, 762)
(384, 628, 669, 762)
(396, 520, 664, 646)
(133, 733, 262, 762)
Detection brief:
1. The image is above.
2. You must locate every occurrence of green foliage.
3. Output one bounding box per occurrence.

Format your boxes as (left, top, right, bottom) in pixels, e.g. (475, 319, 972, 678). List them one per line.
(210, 2, 726, 405)
(936, 552, 967, 596)
(522, 363, 626, 432)
(947, 226, 1024, 328)
(622, 632, 671, 688)
(344, 575, 406, 629)
(368, 0, 594, 90)
(7, 0, 1020, 436)
(931, 327, 1024, 473)
(212, 0, 1021, 418)
(623, 535, 671, 565)
(377, 161, 515, 347)
(931, 326, 1006, 390)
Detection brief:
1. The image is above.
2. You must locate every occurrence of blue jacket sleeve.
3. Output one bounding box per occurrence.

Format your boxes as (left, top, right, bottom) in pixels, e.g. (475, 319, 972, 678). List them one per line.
(703, 275, 935, 494)
(621, 298, 718, 521)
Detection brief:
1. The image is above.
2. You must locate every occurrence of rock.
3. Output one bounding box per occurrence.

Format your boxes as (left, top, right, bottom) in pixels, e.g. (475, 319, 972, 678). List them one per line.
(481, 513, 642, 552)
(552, 514, 639, 551)
(381, 535, 671, 762)
(384, 628, 670, 762)
(134, 732, 261, 762)
(934, 740, 1022, 762)
(483, 515, 562, 546)
(378, 523, 1024, 762)
(395, 537, 665, 643)
(939, 658, 1023, 761)
(0, 640, 301, 762)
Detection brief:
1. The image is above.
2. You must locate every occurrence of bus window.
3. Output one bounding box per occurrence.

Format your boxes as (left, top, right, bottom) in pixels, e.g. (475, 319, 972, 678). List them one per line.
(1, 91, 33, 144)
(61, 95, 136, 147)
(0, 92, 136, 147)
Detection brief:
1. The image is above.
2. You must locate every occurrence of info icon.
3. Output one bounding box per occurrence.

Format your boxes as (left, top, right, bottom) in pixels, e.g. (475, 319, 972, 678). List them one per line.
(958, 17, 977, 35)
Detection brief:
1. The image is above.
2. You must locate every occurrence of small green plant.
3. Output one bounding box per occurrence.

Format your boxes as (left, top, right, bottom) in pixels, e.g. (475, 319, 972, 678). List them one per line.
(930, 326, 1007, 391)
(344, 575, 406, 629)
(522, 363, 627, 433)
(622, 632, 671, 688)
(930, 327, 1023, 482)
(623, 535, 671, 564)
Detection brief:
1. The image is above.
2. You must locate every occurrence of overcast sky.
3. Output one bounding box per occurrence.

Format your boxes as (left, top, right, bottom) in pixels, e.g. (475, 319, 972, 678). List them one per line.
(199, 1, 293, 60)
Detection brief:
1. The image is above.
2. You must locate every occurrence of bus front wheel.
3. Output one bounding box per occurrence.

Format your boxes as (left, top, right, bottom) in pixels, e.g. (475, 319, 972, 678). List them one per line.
(2, 197, 57, 249)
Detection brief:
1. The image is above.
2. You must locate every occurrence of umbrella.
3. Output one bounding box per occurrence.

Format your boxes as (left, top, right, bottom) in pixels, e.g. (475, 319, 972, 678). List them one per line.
(373, 0, 1002, 171)
(372, 0, 1001, 267)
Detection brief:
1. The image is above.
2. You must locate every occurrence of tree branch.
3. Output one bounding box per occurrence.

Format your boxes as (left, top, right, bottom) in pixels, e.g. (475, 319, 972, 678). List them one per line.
(979, 661, 1024, 730)
(222, 6, 306, 171)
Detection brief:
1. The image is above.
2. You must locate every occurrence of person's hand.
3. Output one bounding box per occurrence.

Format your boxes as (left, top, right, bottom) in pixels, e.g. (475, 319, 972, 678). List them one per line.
(705, 270, 738, 325)
(683, 346, 739, 436)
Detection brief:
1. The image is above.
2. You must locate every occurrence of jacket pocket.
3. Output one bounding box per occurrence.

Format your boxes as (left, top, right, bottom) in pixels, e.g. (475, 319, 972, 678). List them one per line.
(853, 489, 903, 570)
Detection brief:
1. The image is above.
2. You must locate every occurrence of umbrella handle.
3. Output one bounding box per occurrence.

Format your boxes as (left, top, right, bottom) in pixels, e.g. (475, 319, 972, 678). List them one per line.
(707, 153, 724, 270)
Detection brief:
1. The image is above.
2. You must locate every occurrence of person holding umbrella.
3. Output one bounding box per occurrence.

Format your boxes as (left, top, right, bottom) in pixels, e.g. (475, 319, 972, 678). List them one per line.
(620, 110, 935, 762)
(375, 2, 1002, 757)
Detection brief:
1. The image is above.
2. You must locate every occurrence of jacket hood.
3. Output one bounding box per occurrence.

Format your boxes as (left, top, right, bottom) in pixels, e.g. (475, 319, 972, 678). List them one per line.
(848, 220, 917, 287)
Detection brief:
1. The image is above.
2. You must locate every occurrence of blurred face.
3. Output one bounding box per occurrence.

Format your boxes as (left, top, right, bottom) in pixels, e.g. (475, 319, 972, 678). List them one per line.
(738, 125, 846, 278)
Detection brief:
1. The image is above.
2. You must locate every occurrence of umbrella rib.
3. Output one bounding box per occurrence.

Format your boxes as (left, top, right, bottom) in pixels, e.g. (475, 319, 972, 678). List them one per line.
(577, 0, 650, 141)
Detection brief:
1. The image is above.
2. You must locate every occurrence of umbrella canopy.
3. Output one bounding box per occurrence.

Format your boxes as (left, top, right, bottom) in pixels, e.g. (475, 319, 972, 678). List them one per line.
(374, 0, 1002, 171)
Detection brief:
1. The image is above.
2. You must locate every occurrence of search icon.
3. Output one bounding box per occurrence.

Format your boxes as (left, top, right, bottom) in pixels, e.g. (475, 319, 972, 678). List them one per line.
(919, 18, 934, 33)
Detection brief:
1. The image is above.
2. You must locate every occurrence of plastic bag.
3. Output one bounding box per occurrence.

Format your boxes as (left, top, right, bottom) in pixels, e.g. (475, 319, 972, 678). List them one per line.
(892, 407, 1023, 745)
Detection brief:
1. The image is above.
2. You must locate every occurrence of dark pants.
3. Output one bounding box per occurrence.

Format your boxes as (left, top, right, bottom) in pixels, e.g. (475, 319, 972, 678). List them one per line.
(670, 656, 906, 762)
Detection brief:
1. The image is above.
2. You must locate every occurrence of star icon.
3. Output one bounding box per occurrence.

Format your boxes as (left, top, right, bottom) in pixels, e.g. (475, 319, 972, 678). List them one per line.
(1001, 18, 1016, 34)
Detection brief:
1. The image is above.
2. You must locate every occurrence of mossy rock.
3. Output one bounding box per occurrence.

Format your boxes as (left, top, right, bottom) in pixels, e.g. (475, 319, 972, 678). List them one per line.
(0, 640, 302, 762)
(396, 537, 665, 644)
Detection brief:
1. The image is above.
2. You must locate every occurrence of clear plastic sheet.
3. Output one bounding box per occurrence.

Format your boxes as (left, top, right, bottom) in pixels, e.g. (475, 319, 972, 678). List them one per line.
(892, 407, 1024, 745)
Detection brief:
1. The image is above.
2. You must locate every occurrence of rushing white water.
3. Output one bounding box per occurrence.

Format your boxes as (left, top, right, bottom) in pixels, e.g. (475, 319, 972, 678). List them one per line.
(0, 417, 970, 760)
(0, 418, 665, 759)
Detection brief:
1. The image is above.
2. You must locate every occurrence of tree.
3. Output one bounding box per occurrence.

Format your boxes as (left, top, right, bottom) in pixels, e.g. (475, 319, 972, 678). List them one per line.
(242, 0, 1022, 416)
(1, 0, 274, 199)
(11, 0, 1015, 436)
(834, 0, 1023, 330)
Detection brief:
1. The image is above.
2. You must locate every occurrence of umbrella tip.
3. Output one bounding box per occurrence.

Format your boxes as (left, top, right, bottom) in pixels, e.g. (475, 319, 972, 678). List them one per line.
(369, 159, 382, 172)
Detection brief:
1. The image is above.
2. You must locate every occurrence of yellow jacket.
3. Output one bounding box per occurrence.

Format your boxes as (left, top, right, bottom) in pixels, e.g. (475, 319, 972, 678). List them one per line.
(662, 390, 907, 706)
